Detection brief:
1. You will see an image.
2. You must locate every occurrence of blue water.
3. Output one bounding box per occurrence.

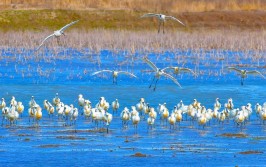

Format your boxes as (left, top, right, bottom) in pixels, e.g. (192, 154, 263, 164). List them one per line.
(0, 48, 266, 166)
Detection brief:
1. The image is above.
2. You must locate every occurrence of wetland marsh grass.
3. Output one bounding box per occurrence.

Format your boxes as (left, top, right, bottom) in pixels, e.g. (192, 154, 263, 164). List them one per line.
(0, 29, 265, 83)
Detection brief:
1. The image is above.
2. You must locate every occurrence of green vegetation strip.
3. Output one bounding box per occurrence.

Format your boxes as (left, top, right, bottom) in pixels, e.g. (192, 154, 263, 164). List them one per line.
(0, 10, 166, 31)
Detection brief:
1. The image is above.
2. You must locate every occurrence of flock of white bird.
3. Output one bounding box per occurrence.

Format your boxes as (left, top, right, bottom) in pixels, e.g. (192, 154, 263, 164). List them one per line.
(90, 57, 265, 90)
(36, 13, 185, 51)
(1, 93, 266, 132)
(34, 13, 265, 88)
(91, 57, 192, 90)
(2, 13, 265, 132)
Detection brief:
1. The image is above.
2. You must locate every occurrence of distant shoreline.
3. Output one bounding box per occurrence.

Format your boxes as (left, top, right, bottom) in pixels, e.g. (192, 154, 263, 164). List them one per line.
(0, 9, 266, 32)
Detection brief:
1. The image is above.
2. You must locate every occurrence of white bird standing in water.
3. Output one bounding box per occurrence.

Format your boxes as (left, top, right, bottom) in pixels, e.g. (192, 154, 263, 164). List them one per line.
(0, 98, 6, 110)
(103, 112, 113, 133)
(143, 57, 182, 91)
(44, 100, 54, 118)
(136, 98, 146, 116)
(29, 96, 37, 108)
(10, 96, 17, 107)
(259, 108, 266, 123)
(78, 94, 85, 108)
(16, 102, 24, 116)
(53, 93, 60, 106)
(214, 98, 221, 110)
(34, 105, 42, 127)
(83, 100, 92, 119)
(149, 107, 157, 120)
(112, 99, 119, 114)
(235, 109, 245, 126)
(57, 102, 65, 120)
(141, 13, 185, 34)
(7, 104, 19, 126)
(168, 113, 176, 129)
(198, 114, 207, 128)
(95, 97, 109, 111)
(120, 107, 131, 128)
(2, 107, 9, 125)
(255, 103, 262, 117)
(130, 106, 139, 117)
(36, 20, 79, 51)
(147, 116, 155, 129)
(132, 107, 141, 130)
(44, 100, 49, 111)
(91, 70, 137, 84)
(225, 98, 234, 110)
(70, 107, 79, 125)
(227, 67, 266, 85)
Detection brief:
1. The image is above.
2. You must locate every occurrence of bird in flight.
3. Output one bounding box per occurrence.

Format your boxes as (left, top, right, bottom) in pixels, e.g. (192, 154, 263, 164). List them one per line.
(36, 20, 79, 51)
(141, 13, 185, 34)
(227, 67, 266, 85)
(162, 66, 197, 76)
(142, 57, 182, 91)
(91, 70, 137, 84)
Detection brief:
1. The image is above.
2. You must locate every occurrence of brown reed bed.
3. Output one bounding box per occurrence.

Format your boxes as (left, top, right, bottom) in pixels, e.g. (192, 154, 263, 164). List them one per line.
(0, 29, 265, 53)
(1, 0, 266, 13)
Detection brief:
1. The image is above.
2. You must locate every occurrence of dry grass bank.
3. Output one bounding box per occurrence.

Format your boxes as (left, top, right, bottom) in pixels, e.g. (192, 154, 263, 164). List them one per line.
(1, 0, 266, 12)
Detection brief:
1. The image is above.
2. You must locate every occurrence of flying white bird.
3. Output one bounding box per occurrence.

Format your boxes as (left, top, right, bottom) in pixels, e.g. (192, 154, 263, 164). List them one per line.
(227, 67, 265, 85)
(141, 13, 185, 33)
(91, 70, 137, 84)
(143, 57, 182, 90)
(36, 20, 79, 51)
(162, 66, 196, 76)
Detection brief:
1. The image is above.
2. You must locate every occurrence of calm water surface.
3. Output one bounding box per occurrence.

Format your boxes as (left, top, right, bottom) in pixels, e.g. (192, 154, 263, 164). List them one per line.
(0, 48, 265, 166)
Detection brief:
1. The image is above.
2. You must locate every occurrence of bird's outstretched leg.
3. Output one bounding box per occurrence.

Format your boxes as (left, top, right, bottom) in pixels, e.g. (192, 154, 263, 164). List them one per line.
(163, 21, 165, 34)
(113, 77, 115, 84)
(57, 37, 60, 45)
(158, 22, 161, 33)
(154, 79, 159, 91)
(149, 76, 155, 88)
(241, 78, 244, 86)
